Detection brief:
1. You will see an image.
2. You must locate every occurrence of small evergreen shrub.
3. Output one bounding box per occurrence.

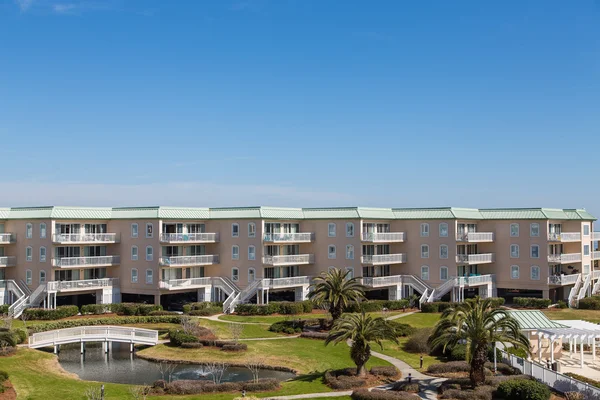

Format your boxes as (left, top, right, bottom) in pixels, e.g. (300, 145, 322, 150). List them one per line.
(28, 316, 182, 333)
(23, 305, 79, 320)
(556, 300, 568, 309)
(419, 303, 439, 313)
(0, 305, 8, 314)
(577, 296, 600, 310)
(180, 342, 204, 349)
(513, 298, 551, 309)
(109, 303, 162, 316)
(221, 343, 247, 351)
(325, 369, 367, 390)
(388, 322, 416, 337)
(496, 378, 551, 400)
(80, 304, 110, 315)
(370, 366, 399, 377)
(300, 331, 328, 340)
(351, 388, 419, 400)
(269, 320, 304, 334)
(403, 328, 432, 354)
(168, 329, 199, 346)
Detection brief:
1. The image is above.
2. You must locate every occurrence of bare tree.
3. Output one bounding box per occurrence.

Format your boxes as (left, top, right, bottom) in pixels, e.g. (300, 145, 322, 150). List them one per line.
(20, 312, 29, 328)
(245, 357, 266, 383)
(205, 361, 228, 384)
(156, 362, 176, 383)
(180, 315, 195, 334)
(1, 314, 12, 330)
(229, 323, 244, 343)
(85, 386, 103, 400)
(129, 385, 151, 400)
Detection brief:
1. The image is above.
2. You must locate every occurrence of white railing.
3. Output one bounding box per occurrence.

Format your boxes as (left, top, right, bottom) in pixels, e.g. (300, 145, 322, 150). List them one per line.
(419, 289, 429, 307)
(360, 253, 407, 265)
(361, 275, 404, 288)
(403, 275, 431, 296)
(159, 255, 219, 266)
(29, 326, 159, 348)
(0, 233, 15, 244)
(568, 274, 583, 307)
(500, 349, 600, 398)
(52, 256, 120, 268)
(432, 278, 458, 300)
(548, 273, 581, 286)
(159, 277, 212, 290)
(593, 232, 600, 240)
(223, 292, 240, 313)
(263, 233, 313, 243)
(211, 277, 238, 296)
(52, 233, 120, 243)
(159, 232, 219, 243)
(28, 284, 47, 306)
(463, 274, 495, 286)
(548, 232, 581, 242)
(47, 278, 119, 292)
(547, 253, 582, 264)
(0, 257, 16, 267)
(361, 232, 406, 242)
(455, 253, 495, 264)
(262, 254, 314, 266)
(456, 232, 495, 242)
(593, 251, 600, 261)
(577, 273, 592, 301)
(262, 276, 311, 289)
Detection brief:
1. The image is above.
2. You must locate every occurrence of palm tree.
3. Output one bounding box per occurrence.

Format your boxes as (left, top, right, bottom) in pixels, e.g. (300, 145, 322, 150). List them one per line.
(429, 296, 530, 386)
(325, 312, 399, 376)
(309, 268, 366, 322)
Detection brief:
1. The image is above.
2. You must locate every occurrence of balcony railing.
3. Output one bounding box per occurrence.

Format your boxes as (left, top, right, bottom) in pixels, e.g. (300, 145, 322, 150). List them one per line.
(361, 275, 403, 288)
(262, 254, 314, 266)
(458, 274, 495, 286)
(0, 234, 15, 244)
(159, 277, 212, 290)
(159, 233, 219, 243)
(548, 274, 581, 286)
(455, 253, 495, 264)
(47, 278, 119, 292)
(594, 251, 600, 261)
(261, 276, 311, 289)
(0, 257, 16, 267)
(361, 232, 406, 242)
(361, 253, 407, 265)
(159, 255, 219, 267)
(52, 256, 120, 268)
(547, 232, 581, 242)
(52, 233, 120, 244)
(456, 232, 494, 242)
(547, 253, 582, 264)
(593, 232, 600, 240)
(263, 233, 314, 243)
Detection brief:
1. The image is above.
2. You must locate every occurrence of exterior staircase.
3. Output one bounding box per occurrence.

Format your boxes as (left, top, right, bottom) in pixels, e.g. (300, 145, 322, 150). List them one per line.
(592, 271, 600, 295)
(430, 277, 458, 302)
(211, 277, 240, 313)
(568, 274, 583, 308)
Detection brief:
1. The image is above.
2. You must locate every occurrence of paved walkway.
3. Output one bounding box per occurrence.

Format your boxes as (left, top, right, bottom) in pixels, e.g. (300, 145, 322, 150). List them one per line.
(385, 311, 417, 321)
(198, 314, 271, 325)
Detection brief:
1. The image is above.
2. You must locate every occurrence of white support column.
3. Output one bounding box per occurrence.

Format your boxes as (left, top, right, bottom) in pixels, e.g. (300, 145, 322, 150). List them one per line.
(569, 338, 573, 358)
(594, 337, 596, 362)
(80, 341, 84, 354)
(538, 334, 543, 362)
(581, 338, 585, 369)
(550, 338, 555, 365)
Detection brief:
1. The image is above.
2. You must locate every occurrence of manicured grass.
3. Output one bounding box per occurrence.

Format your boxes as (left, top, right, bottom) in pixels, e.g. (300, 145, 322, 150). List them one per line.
(393, 312, 440, 328)
(542, 308, 600, 323)
(218, 313, 322, 324)
(198, 318, 282, 339)
(378, 337, 445, 370)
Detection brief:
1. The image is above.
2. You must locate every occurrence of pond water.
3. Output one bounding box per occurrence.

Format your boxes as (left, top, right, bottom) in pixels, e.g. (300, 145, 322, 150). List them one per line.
(57, 342, 296, 385)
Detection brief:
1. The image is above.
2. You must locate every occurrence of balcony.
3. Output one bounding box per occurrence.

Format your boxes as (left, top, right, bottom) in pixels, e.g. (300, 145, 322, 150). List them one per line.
(593, 232, 600, 240)
(548, 232, 581, 242)
(0, 234, 15, 244)
(159, 255, 219, 267)
(548, 274, 580, 286)
(361, 253, 407, 265)
(159, 233, 219, 244)
(455, 253, 495, 265)
(547, 253, 582, 264)
(52, 256, 121, 268)
(47, 278, 119, 293)
(361, 275, 403, 288)
(261, 276, 311, 289)
(456, 232, 494, 243)
(52, 233, 120, 244)
(262, 254, 314, 266)
(159, 277, 213, 290)
(594, 251, 600, 261)
(263, 233, 314, 243)
(457, 274, 495, 287)
(361, 232, 406, 243)
(0, 257, 16, 267)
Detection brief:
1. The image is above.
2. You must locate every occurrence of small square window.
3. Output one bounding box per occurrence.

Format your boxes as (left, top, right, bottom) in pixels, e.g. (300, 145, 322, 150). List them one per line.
(328, 223, 337, 237)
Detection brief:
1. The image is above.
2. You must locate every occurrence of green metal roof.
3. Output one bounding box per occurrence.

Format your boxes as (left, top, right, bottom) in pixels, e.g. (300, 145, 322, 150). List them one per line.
(302, 208, 361, 219)
(392, 208, 456, 219)
(504, 310, 567, 330)
(479, 209, 548, 220)
(0, 209, 9, 220)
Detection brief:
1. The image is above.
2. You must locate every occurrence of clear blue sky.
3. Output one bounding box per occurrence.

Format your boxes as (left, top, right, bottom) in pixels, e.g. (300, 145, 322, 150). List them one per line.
(1, 0, 599, 216)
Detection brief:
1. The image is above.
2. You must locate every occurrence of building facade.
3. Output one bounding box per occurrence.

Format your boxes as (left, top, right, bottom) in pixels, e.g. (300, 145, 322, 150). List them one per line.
(0, 206, 598, 316)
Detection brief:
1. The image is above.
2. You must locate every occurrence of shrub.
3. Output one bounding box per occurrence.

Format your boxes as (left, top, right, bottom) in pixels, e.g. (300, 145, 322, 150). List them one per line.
(168, 329, 199, 347)
(496, 378, 551, 400)
(28, 315, 182, 333)
(370, 366, 399, 377)
(300, 331, 328, 340)
(182, 302, 223, 313)
(0, 332, 17, 348)
(577, 296, 600, 310)
(440, 386, 494, 400)
(0, 371, 7, 383)
(513, 298, 552, 309)
(420, 303, 439, 313)
(234, 301, 312, 316)
(269, 320, 304, 334)
(487, 297, 506, 308)
(241, 378, 279, 391)
(0, 305, 8, 314)
(449, 344, 467, 361)
(188, 307, 221, 316)
(221, 343, 247, 351)
(344, 299, 411, 313)
(427, 361, 471, 374)
(0, 347, 16, 357)
(180, 342, 204, 349)
(391, 382, 420, 392)
(565, 392, 584, 400)
(23, 305, 79, 320)
(147, 310, 177, 316)
(325, 369, 367, 390)
(80, 304, 110, 315)
(109, 303, 162, 316)
(388, 322, 416, 337)
(564, 373, 600, 388)
(506, 346, 527, 358)
(486, 362, 518, 376)
(403, 328, 432, 354)
(556, 300, 568, 309)
(351, 388, 419, 400)
(160, 379, 278, 394)
(12, 329, 27, 344)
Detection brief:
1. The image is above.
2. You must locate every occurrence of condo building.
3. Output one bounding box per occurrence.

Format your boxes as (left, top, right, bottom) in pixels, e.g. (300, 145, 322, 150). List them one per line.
(0, 206, 598, 317)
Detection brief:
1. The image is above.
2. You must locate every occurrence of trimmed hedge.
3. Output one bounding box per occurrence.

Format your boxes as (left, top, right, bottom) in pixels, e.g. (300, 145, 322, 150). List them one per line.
(564, 373, 600, 388)
(325, 369, 367, 390)
(168, 329, 199, 347)
(0, 332, 17, 347)
(351, 388, 419, 400)
(496, 378, 550, 400)
(370, 366, 399, 377)
(157, 378, 279, 395)
(345, 299, 411, 313)
(234, 301, 313, 316)
(23, 305, 79, 320)
(300, 331, 328, 340)
(80, 304, 110, 315)
(182, 302, 223, 316)
(109, 303, 163, 316)
(180, 342, 204, 349)
(513, 298, 552, 309)
(28, 315, 182, 333)
(269, 320, 304, 334)
(221, 343, 247, 351)
(421, 298, 505, 313)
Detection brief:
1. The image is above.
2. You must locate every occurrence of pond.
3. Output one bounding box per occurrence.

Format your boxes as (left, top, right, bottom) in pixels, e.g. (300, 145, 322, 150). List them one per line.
(57, 342, 296, 385)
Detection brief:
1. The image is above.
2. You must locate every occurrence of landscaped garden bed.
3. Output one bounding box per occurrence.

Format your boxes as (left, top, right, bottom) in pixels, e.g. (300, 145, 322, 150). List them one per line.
(324, 366, 399, 390)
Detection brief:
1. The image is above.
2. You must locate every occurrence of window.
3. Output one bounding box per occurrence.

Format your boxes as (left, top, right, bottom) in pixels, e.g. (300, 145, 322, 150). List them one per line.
(439, 245, 448, 259)
(39, 270, 46, 284)
(26, 269, 32, 285)
(440, 266, 448, 280)
(584, 245, 590, 256)
(439, 223, 448, 237)
(40, 223, 46, 238)
(328, 245, 336, 259)
(26, 223, 32, 239)
(511, 265, 520, 279)
(420, 223, 429, 237)
(530, 245, 539, 259)
(510, 244, 519, 258)
(345, 267, 354, 279)
(530, 223, 540, 237)
(131, 269, 138, 283)
(248, 245, 256, 260)
(421, 266, 430, 280)
(232, 245, 239, 260)
(584, 264, 591, 274)
(131, 246, 138, 261)
(131, 223, 139, 238)
(328, 223, 336, 237)
(248, 268, 255, 282)
(584, 225, 590, 236)
(346, 245, 354, 260)
(232, 223, 239, 237)
(421, 244, 429, 258)
(146, 246, 153, 261)
(530, 266, 540, 280)
(346, 223, 354, 237)
(232, 268, 239, 282)
(248, 223, 256, 238)
(146, 223, 153, 238)
(26, 246, 32, 262)
(146, 269, 153, 284)
(40, 246, 46, 262)
(510, 223, 519, 237)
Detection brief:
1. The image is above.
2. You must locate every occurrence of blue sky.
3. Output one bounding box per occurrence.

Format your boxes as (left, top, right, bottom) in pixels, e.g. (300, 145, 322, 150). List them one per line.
(1, 0, 599, 216)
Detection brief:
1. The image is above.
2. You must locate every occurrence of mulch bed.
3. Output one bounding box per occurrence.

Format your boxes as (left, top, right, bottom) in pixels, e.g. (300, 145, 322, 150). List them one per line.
(0, 380, 17, 400)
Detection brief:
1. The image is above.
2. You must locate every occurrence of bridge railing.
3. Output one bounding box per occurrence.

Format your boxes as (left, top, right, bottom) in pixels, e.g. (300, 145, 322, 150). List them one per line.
(29, 326, 159, 347)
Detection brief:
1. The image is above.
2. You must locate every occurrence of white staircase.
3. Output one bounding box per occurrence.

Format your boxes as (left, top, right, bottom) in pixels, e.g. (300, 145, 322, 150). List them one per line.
(28, 284, 47, 308)
(236, 279, 264, 304)
(431, 278, 458, 301)
(592, 271, 600, 295)
(568, 274, 583, 308)
(210, 277, 240, 313)
(6, 280, 28, 318)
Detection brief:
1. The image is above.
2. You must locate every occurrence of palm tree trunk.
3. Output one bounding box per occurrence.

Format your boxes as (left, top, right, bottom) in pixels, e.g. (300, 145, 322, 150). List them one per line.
(351, 342, 370, 377)
(469, 345, 488, 386)
(330, 304, 342, 322)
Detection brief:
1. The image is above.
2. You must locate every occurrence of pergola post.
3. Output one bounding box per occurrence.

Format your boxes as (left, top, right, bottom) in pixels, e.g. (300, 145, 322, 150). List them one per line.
(593, 337, 596, 361)
(581, 337, 585, 369)
(550, 337, 555, 365)
(570, 338, 573, 358)
(538, 333, 543, 362)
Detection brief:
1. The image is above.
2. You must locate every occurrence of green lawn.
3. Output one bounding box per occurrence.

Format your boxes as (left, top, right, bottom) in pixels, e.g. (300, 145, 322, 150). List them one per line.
(198, 318, 282, 339)
(218, 310, 410, 324)
(542, 308, 600, 323)
(378, 337, 445, 370)
(393, 312, 440, 328)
